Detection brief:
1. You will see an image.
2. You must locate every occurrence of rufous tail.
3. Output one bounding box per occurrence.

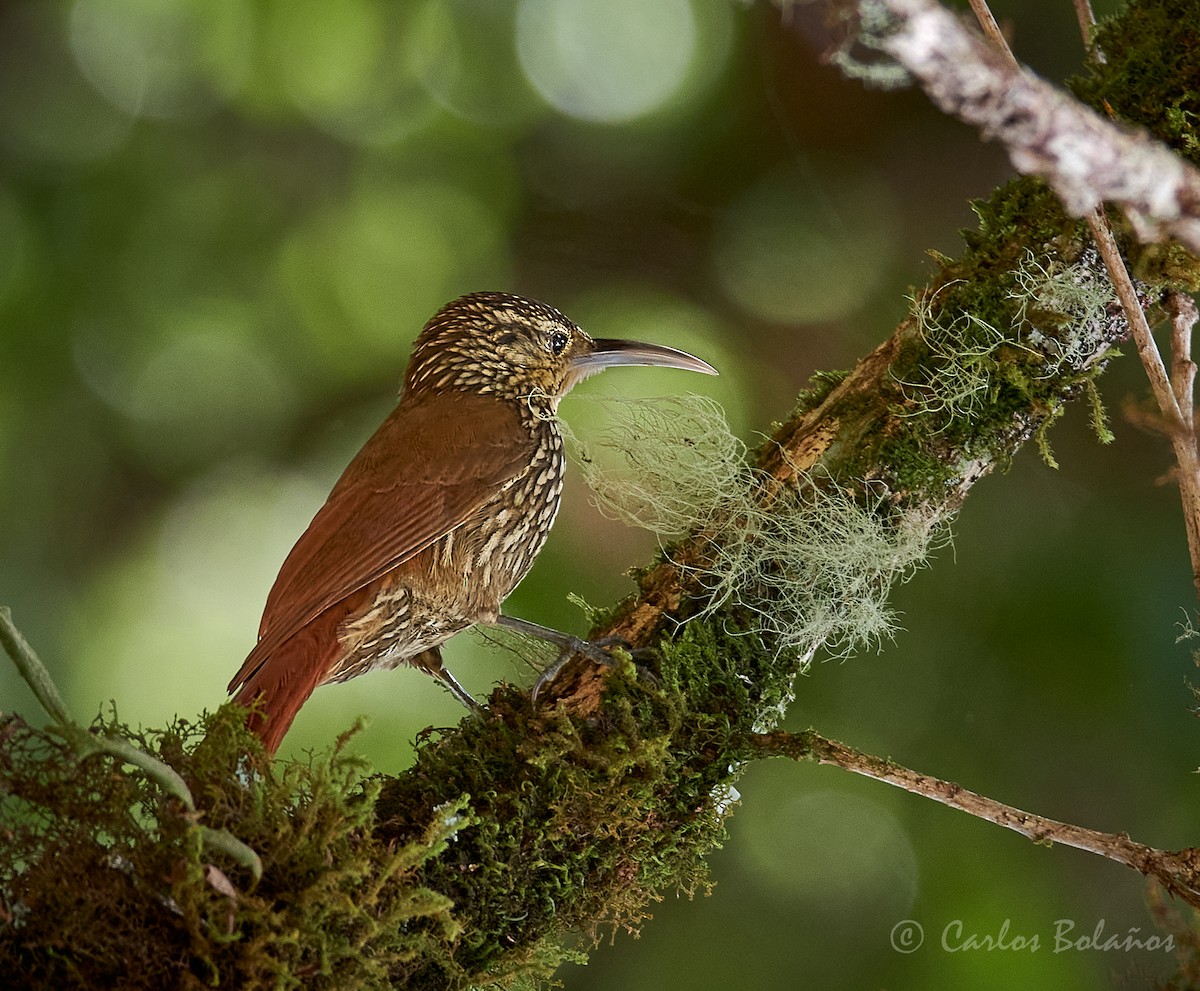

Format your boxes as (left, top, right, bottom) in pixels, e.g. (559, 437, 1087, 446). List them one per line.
(228, 610, 340, 756)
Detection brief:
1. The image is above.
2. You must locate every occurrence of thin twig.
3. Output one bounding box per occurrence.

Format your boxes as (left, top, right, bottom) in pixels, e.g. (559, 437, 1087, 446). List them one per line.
(751, 729, 1200, 908)
(1165, 290, 1200, 598)
(1051, 2, 1200, 602)
(970, 0, 1200, 597)
(1169, 291, 1199, 429)
(1087, 214, 1183, 425)
(0, 607, 72, 726)
(1087, 210, 1200, 600)
(1072, 0, 1099, 53)
(967, 0, 1017, 66)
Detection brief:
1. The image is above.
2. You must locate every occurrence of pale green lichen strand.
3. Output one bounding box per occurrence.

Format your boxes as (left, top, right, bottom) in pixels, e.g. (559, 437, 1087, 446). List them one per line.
(1008, 249, 1119, 375)
(566, 395, 935, 662)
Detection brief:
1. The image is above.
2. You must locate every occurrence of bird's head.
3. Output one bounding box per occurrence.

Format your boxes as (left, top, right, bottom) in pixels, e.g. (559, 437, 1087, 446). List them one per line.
(404, 292, 717, 408)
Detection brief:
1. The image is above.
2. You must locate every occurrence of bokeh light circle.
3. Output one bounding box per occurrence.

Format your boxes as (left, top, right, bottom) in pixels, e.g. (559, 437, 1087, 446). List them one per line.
(738, 788, 919, 913)
(0, 3, 131, 165)
(69, 0, 252, 119)
(515, 0, 696, 123)
(267, 0, 436, 145)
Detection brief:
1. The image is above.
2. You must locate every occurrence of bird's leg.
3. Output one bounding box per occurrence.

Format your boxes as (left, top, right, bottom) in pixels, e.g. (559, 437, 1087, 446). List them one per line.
(412, 647, 484, 715)
(491, 615, 618, 664)
(489, 615, 635, 703)
(434, 666, 486, 714)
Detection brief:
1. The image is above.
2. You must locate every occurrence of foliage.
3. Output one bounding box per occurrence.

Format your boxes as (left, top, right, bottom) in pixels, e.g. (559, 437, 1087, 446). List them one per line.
(2, 0, 1200, 987)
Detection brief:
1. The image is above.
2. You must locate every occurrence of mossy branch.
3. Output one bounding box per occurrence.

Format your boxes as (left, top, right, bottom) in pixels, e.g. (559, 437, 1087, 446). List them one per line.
(960, 0, 1200, 603)
(4, 1, 1200, 988)
(0, 606, 264, 881)
(831, 0, 1200, 251)
(372, 1, 1200, 984)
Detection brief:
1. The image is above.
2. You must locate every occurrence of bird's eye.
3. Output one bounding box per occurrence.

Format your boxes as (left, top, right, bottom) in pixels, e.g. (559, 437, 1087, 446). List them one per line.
(548, 330, 570, 355)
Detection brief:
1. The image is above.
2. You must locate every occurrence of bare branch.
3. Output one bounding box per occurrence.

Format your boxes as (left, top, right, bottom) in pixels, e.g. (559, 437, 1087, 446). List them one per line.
(752, 729, 1200, 908)
(1088, 214, 1181, 424)
(1088, 210, 1200, 600)
(1072, 0, 1099, 52)
(965, 0, 1016, 66)
(1165, 289, 1200, 598)
(1169, 291, 1200, 428)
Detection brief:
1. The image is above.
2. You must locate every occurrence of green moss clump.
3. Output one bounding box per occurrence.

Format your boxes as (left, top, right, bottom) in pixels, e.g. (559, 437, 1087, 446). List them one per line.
(1067, 0, 1200, 292)
(1070, 0, 1200, 165)
(8, 5, 1200, 987)
(0, 707, 463, 990)
(375, 634, 752, 989)
(363, 7, 1200, 980)
(965, 175, 1083, 259)
(822, 176, 1116, 491)
(791, 369, 852, 416)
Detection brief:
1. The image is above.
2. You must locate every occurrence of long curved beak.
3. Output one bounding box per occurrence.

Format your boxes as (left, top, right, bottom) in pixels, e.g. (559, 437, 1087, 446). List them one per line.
(571, 338, 719, 380)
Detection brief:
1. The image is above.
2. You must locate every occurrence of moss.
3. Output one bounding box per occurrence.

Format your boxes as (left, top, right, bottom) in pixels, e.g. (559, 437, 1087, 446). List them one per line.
(1128, 237, 1200, 295)
(422, 32, 1200, 982)
(659, 608, 812, 736)
(374, 634, 751, 989)
(791, 369, 852, 416)
(360, 6, 1200, 980)
(1070, 0, 1200, 165)
(6, 4, 1199, 987)
(1071, 0, 1200, 292)
(0, 707, 463, 991)
(964, 176, 1083, 259)
(823, 175, 1126, 493)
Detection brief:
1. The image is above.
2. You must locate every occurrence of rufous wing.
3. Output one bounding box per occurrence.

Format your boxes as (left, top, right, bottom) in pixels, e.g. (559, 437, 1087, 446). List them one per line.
(228, 389, 536, 695)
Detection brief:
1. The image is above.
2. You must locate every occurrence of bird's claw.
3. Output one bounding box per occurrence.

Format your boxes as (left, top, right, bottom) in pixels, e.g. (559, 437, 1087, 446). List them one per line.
(530, 635, 651, 704)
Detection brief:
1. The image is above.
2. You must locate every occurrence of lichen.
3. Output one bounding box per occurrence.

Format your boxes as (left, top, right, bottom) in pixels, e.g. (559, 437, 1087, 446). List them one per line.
(565, 395, 933, 663)
(1008, 250, 1119, 371)
(5, 3, 1198, 987)
(890, 245, 1119, 465)
(832, 173, 1130, 491)
(894, 289, 1025, 428)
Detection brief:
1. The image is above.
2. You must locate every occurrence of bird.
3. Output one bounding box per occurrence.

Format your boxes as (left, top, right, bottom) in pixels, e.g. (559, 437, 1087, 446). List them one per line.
(228, 291, 717, 754)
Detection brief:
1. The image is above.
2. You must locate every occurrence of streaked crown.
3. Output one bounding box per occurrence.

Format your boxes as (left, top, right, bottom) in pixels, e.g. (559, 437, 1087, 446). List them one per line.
(403, 292, 590, 404)
(403, 291, 718, 408)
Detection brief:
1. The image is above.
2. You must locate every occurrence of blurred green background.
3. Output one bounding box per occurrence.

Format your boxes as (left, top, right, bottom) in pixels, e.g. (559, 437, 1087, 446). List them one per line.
(1, 0, 1191, 987)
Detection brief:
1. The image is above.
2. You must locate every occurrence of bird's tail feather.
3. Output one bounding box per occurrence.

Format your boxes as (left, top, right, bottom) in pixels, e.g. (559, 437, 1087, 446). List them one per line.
(228, 611, 341, 756)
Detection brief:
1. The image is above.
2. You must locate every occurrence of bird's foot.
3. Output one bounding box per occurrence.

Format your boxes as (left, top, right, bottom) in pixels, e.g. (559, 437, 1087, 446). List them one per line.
(489, 615, 649, 704)
(530, 635, 652, 704)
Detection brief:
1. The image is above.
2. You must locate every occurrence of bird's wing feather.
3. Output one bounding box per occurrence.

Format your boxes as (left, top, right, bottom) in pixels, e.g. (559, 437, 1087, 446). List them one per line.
(229, 391, 535, 691)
